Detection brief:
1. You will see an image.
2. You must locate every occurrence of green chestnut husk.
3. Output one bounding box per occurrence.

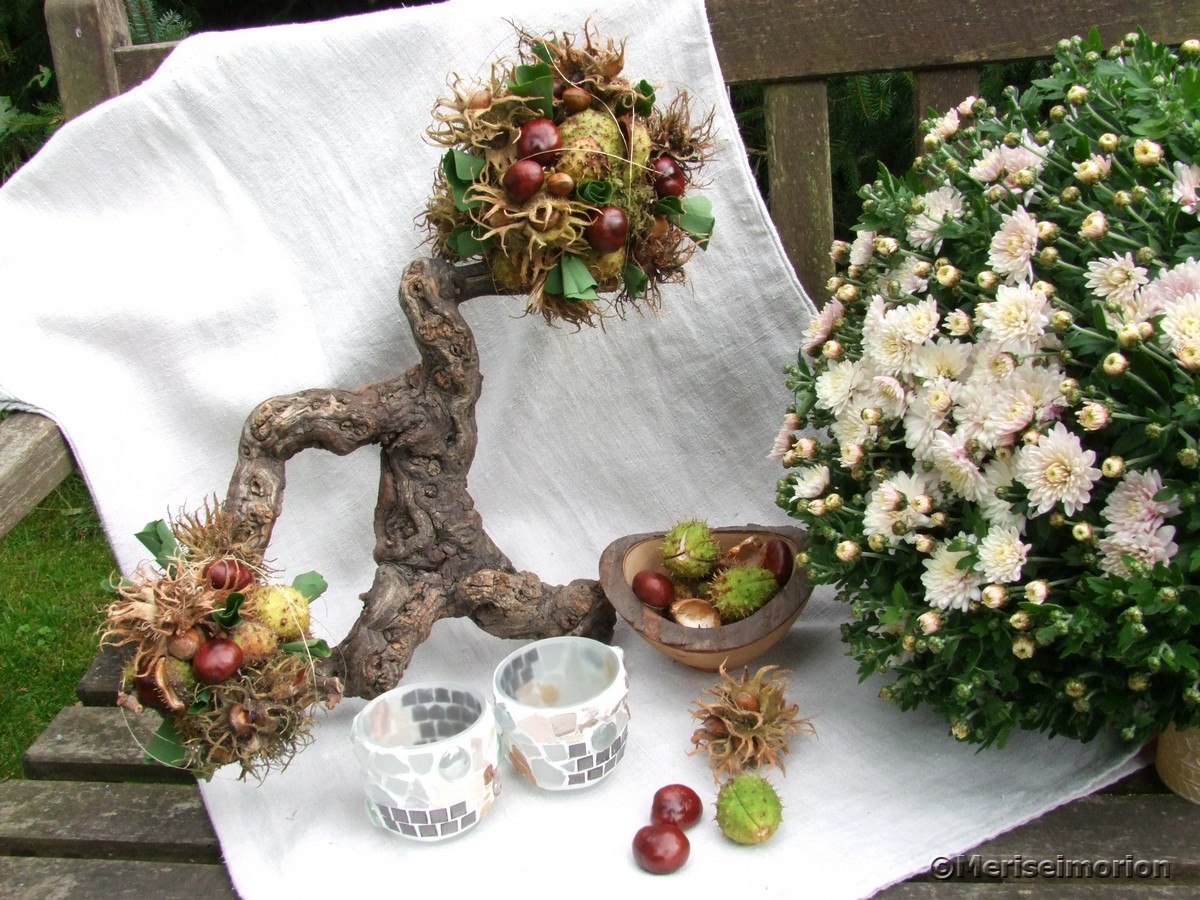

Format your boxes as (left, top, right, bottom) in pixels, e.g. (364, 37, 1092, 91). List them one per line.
(716, 773, 783, 845)
(709, 566, 778, 621)
(662, 519, 720, 581)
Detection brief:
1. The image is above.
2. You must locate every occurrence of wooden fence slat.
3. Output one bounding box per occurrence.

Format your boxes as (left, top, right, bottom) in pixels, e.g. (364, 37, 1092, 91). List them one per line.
(762, 80, 833, 302)
(43, 0, 132, 120)
(115, 42, 180, 93)
(0, 856, 237, 899)
(914, 68, 983, 123)
(0, 413, 74, 541)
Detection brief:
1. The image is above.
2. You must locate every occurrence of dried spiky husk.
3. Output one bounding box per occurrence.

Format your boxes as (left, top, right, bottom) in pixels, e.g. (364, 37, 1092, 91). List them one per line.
(175, 652, 319, 781)
(689, 664, 815, 780)
(418, 19, 717, 327)
(169, 494, 264, 566)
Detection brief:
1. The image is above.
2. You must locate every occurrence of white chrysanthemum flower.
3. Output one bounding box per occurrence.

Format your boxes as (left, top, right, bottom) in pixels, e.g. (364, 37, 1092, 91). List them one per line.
(943, 309, 972, 337)
(863, 300, 939, 376)
(969, 146, 1005, 183)
(1008, 361, 1067, 424)
(802, 298, 845, 353)
(931, 430, 988, 501)
(870, 375, 907, 417)
(892, 256, 930, 295)
(862, 471, 939, 547)
(906, 185, 965, 252)
(987, 208, 1039, 284)
(977, 282, 1050, 353)
(1135, 258, 1200, 322)
(1097, 524, 1179, 577)
(1014, 422, 1102, 516)
(814, 358, 866, 415)
(931, 107, 960, 139)
(1160, 292, 1200, 353)
(790, 465, 831, 500)
(979, 454, 1024, 530)
(767, 413, 800, 460)
(831, 399, 875, 448)
(921, 542, 984, 611)
(896, 298, 942, 344)
(849, 230, 877, 266)
(911, 338, 973, 380)
(976, 525, 1031, 583)
(1085, 253, 1149, 308)
(1101, 469, 1181, 534)
(1174, 161, 1200, 214)
(979, 386, 1036, 447)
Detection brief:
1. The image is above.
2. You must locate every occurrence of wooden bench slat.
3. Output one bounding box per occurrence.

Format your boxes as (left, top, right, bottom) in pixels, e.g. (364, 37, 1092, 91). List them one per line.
(23, 706, 196, 785)
(77, 642, 134, 707)
(0, 780, 219, 864)
(880, 883, 1194, 898)
(0, 413, 74, 541)
(0, 856, 237, 899)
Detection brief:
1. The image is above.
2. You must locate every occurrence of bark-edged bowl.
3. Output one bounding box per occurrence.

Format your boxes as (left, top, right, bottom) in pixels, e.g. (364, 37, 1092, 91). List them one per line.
(598, 525, 812, 671)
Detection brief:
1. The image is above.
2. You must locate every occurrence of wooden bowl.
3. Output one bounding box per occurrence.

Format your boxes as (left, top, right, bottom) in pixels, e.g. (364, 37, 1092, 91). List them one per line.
(598, 525, 812, 671)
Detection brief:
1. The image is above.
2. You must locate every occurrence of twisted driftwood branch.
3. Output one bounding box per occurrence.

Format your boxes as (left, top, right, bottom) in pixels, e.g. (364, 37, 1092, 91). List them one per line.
(223, 258, 614, 700)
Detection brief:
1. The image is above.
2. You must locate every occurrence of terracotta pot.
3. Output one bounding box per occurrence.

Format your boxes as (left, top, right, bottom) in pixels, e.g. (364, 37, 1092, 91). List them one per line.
(1155, 723, 1200, 805)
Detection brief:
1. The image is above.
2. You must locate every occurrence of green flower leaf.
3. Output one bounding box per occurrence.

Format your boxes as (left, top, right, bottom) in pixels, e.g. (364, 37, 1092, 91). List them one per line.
(447, 224, 492, 260)
(188, 687, 212, 715)
(509, 62, 555, 119)
(292, 571, 327, 602)
(144, 715, 188, 769)
(212, 592, 245, 629)
(442, 149, 485, 211)
(134, 519, 179, 572)
(531, 41, 556, 64)
(623, 261, 648, 299)
(280, 638, 332, 658)
(545, 254, 599, 301)
(670, 195, 715, 249)
(634, 79, 656, 117)
(576, 179, 615, 206)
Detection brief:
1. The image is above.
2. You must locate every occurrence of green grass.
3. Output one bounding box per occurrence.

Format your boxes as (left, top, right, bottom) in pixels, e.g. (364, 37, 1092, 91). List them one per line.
(0, 472, 116, 780)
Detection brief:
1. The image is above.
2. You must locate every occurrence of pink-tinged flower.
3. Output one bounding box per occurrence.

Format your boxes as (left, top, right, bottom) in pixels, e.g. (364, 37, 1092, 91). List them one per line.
(932, 431, 988, 501)
(1073, 154, 1111, 185)
(862, 471, 939, 547)
(767, 413, 800, 460)
(1084, 253, 1149, 308)
(1080, 210, 1108, 239)
(976, 525, 1031, 583)
(891, 256, 931, 296)
(1101, 469, 1180, 534)
(1014, 422, 1102, 516)
(849, 230, 877, 265)
(931, 107, 960, 139)
(1160, 292, 1200, 353)
(802, 298, 845, 353)
(943, 309, 972, 337)
(1076, 402, 1110, 431)
(917, 609, 943, 634)
(1097, 524, 1178, 577)
(987, 208, 1039, 284)
(957, 95, 979, 117)
(976, 282, 1050, 353)
(1177, 343, 1200, 370)
(906, 185, 965, 252)
(1024, 579, 1050, 604)
(979, 454, 1024, 530)
(1134, 258, 1200, 321)
(1173, 161, 1200, 214)
(921, 541, 983, 612)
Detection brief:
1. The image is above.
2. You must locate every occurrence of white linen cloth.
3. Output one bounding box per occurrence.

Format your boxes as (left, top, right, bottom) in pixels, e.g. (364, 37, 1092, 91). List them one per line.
(0, 0, 1143, 896)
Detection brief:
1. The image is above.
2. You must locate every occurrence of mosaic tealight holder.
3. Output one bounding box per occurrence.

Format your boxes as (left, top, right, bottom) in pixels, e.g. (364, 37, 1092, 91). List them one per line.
(492, 636, 630, 790)
(350, 682, 499, 842)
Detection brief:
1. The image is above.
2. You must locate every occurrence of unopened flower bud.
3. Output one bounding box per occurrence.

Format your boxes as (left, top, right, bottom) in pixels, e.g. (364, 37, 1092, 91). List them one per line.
(1049, 104, 1068, 122)
(1127, 673, 1149, 692)
(1025, 580, 1049, 604)
(1038, 247, 1059, 266)
(1059, 377, 1079, 395)
(1009, 610, 1032, 631)
(1011, 636, 1036, 659)
(1112, 190, 1132, 208)
(830, 240, 851, 263)
(985, 185, 1008, 204)
(861, 407, 882, 425)
(1022, 428, 1041, 446)
(975, 270, 999, 291)
(914, 534, 936, 554)
(1136, 321, 1154, 341)
(825, 492, 844, 510)
(1145, 422, 1163, 440)
(826, 275, 845, 293)
(1048, 510, 1066, 527)
(808, 499, 827, 517)
(929, 511, 948, 528)
(944, 309, 972, 336)
(822, 339, 844, 360)
(873, 236, 899, 256)
(1179, 447, 1200, 469)
(981, 584, 1008, 609)
(868, 532, 888, 552)
(1066, 85, 1088, 105)
(910, 494, 934, 515)
(1072, 521, 1094, 542)
(836, 540, 861, 563)
(1133, 138, 1163, 167)
(1101, 456, 1125, 478)
(1103, 351, 1128, 375)
(918, 610, 942, 634)
(936, 264, 961, 287)
(1076, 402, 1110, 431)
(1065, 679, 1086, 698)
(1080, 210, 1108, 239)
(841, 443, 865, 466)
(1136, 246, 1157, 267)
(1097, 132, 1119, 153)
(1049, 309, 1074, 331)
(835, 283, 859, 303)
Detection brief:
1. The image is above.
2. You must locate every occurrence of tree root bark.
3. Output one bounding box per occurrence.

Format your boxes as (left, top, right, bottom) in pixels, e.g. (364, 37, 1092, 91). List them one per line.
(222, 258, 615, 701)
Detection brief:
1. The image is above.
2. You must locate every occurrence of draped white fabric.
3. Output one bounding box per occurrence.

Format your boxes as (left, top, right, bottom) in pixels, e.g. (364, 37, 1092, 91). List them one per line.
(0, 0, 1142, 896)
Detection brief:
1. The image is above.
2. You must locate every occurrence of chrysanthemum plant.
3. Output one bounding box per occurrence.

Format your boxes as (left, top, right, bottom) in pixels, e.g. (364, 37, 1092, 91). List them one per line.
(775, 30, 1200, 747)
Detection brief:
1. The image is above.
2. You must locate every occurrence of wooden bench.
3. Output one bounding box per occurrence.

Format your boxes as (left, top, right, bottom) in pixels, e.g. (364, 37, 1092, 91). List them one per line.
(4, 0, 1200, 895)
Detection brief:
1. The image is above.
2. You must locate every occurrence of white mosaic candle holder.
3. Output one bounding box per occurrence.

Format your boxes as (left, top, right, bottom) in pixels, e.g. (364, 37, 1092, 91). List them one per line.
(350, 682, 500, 841)
(492, 636, 630, 791)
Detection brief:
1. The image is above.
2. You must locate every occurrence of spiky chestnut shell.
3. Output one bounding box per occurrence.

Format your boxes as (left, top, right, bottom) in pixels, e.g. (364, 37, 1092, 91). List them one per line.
(229, 618, 281, 666)
(709, 565, 778, 622)
(662, 519, 719, 581)
(556, 108, 650, 186)
(689, 665, 814, 779)
(716, 774, 783, 845)
(243, 585, 310, 642)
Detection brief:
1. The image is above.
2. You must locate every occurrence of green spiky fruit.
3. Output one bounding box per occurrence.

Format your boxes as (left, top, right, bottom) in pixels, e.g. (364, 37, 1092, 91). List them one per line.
(556, 108, 650, 186)
(244, 585, 310, 642)
(229, 618, 280, 665)
(662, 520, 719, 581)
(716, 774, 783, 845)
(709, 566, 778, 622)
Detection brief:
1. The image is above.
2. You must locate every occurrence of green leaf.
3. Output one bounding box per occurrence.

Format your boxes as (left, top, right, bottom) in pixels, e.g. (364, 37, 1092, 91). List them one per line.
(531, 41, 555, 64)
(292, 571, 327, 601)
(576, 179, 615, 206)
(546, 254, 599, 301)
(669, 195, 715, 249)
(508, 62, 555, 118)
(442, 149, 485, 211)
(188, 687, 212, 715)
(447, 224, 491, 259)
(634, 79, 656, 117)
(623, 262, 648, 299)
(281, 638, 332, 659)
(653, 195, 684, 217)
(144, 715, 188, 769)
(212, 592, 245, 629)
(134, 519, 179, 569)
